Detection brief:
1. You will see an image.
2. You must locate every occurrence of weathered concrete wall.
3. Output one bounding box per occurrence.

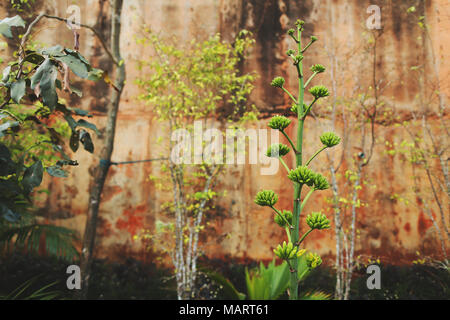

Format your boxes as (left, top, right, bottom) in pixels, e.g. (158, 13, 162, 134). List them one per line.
(1, 0, 448, 265)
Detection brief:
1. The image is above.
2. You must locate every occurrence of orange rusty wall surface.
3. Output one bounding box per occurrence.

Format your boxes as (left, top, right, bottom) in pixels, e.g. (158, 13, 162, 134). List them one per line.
(1, 0, 448, 265)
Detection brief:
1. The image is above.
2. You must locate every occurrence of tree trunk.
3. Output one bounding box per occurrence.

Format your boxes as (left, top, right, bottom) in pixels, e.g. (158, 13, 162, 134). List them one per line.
(77, 0, 125, 300)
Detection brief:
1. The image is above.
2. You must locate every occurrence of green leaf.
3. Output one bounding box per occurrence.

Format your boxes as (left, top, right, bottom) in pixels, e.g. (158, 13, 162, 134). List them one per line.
(206, 270, 246, 300)
(46, 166, 68, 178)
(72, 108, 91, 117)
(77, 119, 99, 135)
(0, 203, 20, 222)
(87, 68, 104, 81)
(24, 52, 45, 65)
(300, 291, 332, 300)
(0, 143, 16, 176)
(0, 120, 19, 137)
(65, 49, 90, 65)
(54, 52, 90, 79)
(80, 130, 94, 153)
(64, 114, 77, 131)
(31, 58, 58, 110)
(70, 85, 83, 97)
(69, 130, 80, 153)
(41, 45, 65, 57)
(22, 161, 44, 194)
(2, 65, 11, 83)
(0, 15, 25, 38)
(11, 79, 26, 103)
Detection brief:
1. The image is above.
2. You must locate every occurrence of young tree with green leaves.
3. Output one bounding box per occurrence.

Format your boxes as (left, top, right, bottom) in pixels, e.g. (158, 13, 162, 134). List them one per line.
(137, 30, 257, 300)
(254, 19, 340, 300)
(0, 13, 102, 260)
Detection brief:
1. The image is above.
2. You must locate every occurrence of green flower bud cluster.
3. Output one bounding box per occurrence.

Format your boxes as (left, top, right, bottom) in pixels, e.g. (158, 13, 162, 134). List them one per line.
(306, 212, 331, 230)
(312, 173, 330, 190)
(274, 241, 306, 260)
(320, 132, 341, 148)
(266, 144, 290, 158)
(311, 36, 318, 42)
(287, 29, 295, 36)
(271, 76, 285, 88)
(274, 210, 293, 228)
(287, 166, 315, 186)
(254, 190, 278, 207)
(268, 115, 291, 131)
(306, 252, 322, 269)
(288, 166, 330, 190)
(310, 64, 326, 74)
(291, 103, 308, 114)
(309, 85, 330, 99)
(286, 49, 295, 56)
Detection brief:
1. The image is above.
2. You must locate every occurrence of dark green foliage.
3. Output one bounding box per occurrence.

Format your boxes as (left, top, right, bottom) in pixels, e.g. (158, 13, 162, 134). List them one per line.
(0, 254, 177, 300)
(0, 277, 61, 300)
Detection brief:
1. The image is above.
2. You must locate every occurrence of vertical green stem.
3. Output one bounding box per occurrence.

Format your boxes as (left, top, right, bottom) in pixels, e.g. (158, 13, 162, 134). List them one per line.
(290, 25, 304, 301)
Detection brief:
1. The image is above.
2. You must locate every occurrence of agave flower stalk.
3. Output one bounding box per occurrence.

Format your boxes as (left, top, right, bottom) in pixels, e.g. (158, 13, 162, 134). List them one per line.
(254, 19, 340, 300)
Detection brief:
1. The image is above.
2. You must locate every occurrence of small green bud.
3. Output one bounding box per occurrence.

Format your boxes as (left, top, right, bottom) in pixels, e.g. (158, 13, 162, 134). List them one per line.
(306, 252, 322, 269)
(311, 36, 318, 42)
(310, 64, 326, 74)
(287, 29, 295, 36)
(295, 19, 305, 28)
(254, 190, 278, 207)
(313, 173, 330, 190)
(320, 132, 341, 148)
(306, 212, 331, 230)
(274, 210, 293, 228)
(294, 55, 304, 65)
(271, 76, 285, 88)
(268, 115, 291, 131)
(286, 49, 295, 56)
(309, 85, 330, 99)
(266, 144, 290, 158)
(287, 166, 316, 187)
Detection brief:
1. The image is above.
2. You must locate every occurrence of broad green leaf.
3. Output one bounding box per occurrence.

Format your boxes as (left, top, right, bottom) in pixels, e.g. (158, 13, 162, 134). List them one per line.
(47, 166, 68, 178)
(24, 52, 45, 65)
(69, 130, 80, 152)
(41, 45, 64, 57)
(65, 49, 90, 65)
(2, 65, 11, 83)
(77, 119, 99, 134)
(80, 130, 94, 153)
(31, 58, 58, 110)
(55, 53, 89, 78)
(10, 79, 26, 103)
(22, 161, 44, 194)
(0, 15, 25, 38)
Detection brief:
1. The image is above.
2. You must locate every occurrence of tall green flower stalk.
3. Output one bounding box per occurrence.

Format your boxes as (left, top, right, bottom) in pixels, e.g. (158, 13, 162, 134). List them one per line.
(254, 19, 340, 300)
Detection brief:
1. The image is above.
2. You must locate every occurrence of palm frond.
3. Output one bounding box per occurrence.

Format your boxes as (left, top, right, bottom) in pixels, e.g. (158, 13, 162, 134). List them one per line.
(300, 291, 332, 300)
(0, 223, 79, 262)
(0, 276, 62, 300)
